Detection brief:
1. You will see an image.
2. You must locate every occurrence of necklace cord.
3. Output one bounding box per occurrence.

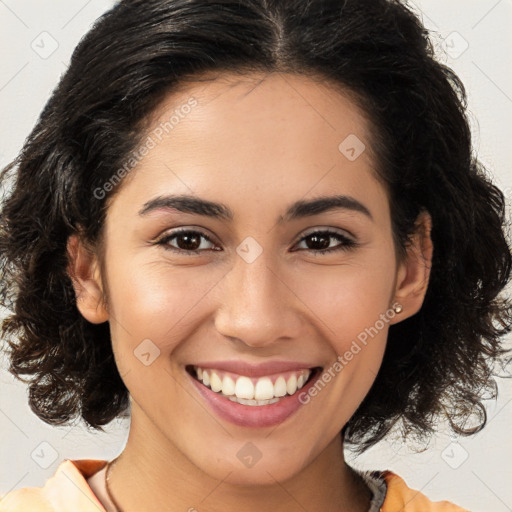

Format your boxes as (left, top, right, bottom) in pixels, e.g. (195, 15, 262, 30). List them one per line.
(105, 458, 124, 512)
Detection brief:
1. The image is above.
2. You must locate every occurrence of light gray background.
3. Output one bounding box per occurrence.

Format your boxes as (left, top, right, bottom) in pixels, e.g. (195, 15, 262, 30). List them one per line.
(0, 1, 511, 511)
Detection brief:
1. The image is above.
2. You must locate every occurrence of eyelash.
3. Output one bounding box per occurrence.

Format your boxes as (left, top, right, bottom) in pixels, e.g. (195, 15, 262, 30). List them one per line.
(154, 228, 357, 256)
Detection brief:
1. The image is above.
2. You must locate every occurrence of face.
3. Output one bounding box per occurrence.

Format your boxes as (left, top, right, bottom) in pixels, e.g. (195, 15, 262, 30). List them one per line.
(70, 71, 432, 485)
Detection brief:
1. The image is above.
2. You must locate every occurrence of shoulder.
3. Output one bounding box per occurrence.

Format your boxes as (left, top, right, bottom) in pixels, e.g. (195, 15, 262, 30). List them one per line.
(380, 470, 470, 512)
(0, 459, 107, 512)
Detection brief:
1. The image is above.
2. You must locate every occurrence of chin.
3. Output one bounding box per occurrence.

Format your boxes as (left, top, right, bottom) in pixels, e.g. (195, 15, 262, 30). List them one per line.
(216, 461, 303, 487)
(193, 442, 311, 487)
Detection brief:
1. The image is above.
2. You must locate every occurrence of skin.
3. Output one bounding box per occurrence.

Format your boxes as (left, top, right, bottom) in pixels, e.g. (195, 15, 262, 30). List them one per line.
(68, 71, 433, 512)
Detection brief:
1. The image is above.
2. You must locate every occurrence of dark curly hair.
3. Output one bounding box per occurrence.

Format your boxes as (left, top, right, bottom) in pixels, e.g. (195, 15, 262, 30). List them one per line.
(0, 0, 510, 453)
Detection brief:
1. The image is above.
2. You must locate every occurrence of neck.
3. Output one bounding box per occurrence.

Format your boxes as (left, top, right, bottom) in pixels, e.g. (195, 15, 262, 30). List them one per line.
(108, 404, 372, 512)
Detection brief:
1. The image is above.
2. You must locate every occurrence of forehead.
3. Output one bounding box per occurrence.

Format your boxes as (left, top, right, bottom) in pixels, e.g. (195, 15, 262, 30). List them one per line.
(108, 71, 387, 221)
(148, 71, 373, 159)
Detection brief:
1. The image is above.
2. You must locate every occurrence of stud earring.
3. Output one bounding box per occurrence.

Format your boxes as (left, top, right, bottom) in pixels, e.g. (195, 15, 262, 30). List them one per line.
(393, 303, 403, 314)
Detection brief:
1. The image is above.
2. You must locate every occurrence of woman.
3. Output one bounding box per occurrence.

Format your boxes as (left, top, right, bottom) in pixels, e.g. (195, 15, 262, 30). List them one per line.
(0, 0, 510, 510)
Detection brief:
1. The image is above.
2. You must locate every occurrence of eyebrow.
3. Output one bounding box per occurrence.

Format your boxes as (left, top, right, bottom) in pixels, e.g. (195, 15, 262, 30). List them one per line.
(138, 194, 373, 222)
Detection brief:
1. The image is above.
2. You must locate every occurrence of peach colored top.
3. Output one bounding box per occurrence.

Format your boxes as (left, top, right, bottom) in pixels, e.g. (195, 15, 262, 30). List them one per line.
(0, 459, 469, 511)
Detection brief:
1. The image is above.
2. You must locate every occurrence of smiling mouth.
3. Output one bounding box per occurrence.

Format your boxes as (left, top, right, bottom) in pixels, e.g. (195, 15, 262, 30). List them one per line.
(186, 365, 322, 406)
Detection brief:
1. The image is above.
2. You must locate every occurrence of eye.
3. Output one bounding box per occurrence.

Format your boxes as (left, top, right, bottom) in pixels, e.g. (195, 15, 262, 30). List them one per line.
(155, 229, 219, 254)
(154, 228, 357, 256)
(293, 229, 357, 255)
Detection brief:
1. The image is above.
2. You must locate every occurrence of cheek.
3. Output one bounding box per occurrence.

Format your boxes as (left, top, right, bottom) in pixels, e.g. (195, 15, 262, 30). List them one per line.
(291, 255, 397, 349)
(104, 260, 223, 405)
(105, 256, 223, 359)
(291, 262, 395, 429)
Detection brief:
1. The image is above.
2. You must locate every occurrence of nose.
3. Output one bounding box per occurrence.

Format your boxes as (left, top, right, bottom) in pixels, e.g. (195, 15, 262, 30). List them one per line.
(214, 249, 302, 349)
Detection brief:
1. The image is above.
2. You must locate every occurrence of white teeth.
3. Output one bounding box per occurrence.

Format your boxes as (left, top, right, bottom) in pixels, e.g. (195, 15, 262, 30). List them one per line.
(286, 374, 297, 395)
(274, 376, 287, 397)
(235, 376, 254, 399)
(193, 367, 313, 404)
(228, 396, 280, 406)
(254, 377, 274, 400)
(210, 371, 223, 393)
(221, 375, 236, 396)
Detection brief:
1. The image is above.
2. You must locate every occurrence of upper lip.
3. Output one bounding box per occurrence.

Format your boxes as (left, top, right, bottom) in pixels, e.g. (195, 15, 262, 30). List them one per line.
(188, 360, 321, 378)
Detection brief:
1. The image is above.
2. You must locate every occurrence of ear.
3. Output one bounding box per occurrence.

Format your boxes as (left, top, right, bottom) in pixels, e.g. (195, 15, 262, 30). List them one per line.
(389, 211, 433, 324)
(66, 234, 109, 324)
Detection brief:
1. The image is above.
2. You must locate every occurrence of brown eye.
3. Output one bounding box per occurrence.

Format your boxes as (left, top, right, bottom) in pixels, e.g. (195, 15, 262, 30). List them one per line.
(294, 230, 357, 255)
(156, 229, 218, 254)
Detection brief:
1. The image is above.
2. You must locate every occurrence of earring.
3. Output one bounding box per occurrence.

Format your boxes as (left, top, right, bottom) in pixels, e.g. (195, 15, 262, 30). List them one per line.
(393, 303, 403, 314)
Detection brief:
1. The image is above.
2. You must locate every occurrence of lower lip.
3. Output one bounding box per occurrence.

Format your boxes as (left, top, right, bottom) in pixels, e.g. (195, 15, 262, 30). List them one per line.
(187, 368, 322, 428)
